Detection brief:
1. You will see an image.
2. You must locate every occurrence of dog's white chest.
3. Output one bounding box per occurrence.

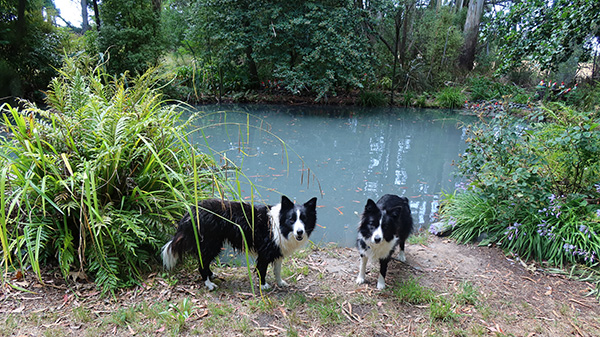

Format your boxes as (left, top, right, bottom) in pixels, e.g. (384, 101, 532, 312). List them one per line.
(362, 236, 398, 260)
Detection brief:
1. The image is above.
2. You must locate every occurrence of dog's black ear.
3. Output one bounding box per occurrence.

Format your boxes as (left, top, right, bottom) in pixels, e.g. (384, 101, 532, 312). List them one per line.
(281, 195, 294, 210)
(365, 198, 378, 212)
(304, 197, 317, 210)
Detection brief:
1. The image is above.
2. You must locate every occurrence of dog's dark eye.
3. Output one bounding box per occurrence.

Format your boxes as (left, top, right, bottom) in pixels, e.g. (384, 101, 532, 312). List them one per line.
(368, 220, 379, 229)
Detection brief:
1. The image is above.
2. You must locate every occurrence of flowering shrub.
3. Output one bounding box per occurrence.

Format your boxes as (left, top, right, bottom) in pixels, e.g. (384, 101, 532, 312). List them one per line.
(441, 105, 600, 269)
(499, 194, 600, 266)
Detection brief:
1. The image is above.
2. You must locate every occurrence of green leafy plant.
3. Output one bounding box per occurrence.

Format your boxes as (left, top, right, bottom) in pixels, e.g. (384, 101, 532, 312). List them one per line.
(160, 298, 195, 333)
(401, 92, 416, 107)
(0, 55, 222, 293)
(468, 77, 521, 102)
(359, 90, 388, 107)
(441, 106, 600, 275)
(436, 87, 466, 109)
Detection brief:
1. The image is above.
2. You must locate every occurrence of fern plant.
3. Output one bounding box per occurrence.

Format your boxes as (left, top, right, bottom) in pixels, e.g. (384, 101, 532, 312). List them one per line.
(0, 55, 224, 293)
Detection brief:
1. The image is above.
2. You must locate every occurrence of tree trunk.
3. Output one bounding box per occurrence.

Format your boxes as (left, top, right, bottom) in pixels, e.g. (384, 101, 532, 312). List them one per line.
(458, 0, 484, 71)
(92, 0, 100, 30)
(16, 0, 26, 40)
(245, 45, 260, 89)
(390, 15, 401, 106)
(81, 0, 89, 32)
(398, 3, 414, 66)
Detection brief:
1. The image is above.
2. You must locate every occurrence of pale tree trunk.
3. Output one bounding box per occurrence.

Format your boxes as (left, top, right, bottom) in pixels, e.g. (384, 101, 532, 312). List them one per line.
(81, 0, 89, 32)
(458, 0, 484, 71)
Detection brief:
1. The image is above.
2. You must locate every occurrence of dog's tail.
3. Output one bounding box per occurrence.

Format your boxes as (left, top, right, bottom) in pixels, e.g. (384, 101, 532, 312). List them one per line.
(161, 239, 179, 270)
(161, 227, 190, 270)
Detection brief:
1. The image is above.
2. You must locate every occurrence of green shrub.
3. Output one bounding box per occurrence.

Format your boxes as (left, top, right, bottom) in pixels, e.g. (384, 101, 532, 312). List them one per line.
(415, 94, 428, 108)
(400, 92, 416, 107)
(468, 76, 523, 102)
(439, 191, 501, 244)
(468, 77, 497, 101)
(435, 87, 465, 109)
(507, 67, 535, 87)
(0, 56, 221, 293)
(359, 90, 388, 107)
(442, 106, 600, 271)
(566, 82, 600, 112)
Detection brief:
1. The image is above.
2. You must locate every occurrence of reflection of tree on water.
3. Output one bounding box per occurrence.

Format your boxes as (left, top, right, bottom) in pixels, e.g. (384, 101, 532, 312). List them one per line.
(190, 105, 474, 246)
(361, 114, 466, 228)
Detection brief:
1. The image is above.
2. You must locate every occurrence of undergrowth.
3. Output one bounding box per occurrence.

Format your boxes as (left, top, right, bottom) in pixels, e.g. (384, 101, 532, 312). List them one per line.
(0, 55, 225, 293)
(440, 105, 600, 298)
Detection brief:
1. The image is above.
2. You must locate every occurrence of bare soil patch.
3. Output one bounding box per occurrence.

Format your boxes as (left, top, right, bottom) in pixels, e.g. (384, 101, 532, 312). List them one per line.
(1, 235, 599, 336)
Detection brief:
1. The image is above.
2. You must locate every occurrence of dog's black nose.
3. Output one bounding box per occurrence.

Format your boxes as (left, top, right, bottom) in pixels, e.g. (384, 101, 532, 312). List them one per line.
(374, 237, 381, 243)
(296, 229, 304, 236)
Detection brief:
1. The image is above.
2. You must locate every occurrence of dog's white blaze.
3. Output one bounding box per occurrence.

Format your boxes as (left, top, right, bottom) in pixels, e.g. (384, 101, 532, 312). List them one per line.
(371, 225, 384, 244)
(161, 240, 178, 270)
(269, 206, 308, 257)
(293, 210, 306, 237)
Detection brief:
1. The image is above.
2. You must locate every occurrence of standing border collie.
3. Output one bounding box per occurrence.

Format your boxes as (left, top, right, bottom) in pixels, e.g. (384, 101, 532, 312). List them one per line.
(161, 195, 317, 290)
(356, 194, 413, 289)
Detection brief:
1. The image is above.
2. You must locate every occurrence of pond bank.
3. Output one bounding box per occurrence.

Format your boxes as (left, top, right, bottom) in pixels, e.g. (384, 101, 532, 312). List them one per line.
(2, 235, 598, 336)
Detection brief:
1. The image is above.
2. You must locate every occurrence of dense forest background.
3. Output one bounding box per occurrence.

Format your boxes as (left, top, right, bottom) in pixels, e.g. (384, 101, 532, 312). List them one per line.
(1, 0, 599, 106)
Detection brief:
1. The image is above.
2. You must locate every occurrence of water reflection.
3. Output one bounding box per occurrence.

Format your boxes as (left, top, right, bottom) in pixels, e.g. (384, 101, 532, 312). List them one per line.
(188, 104, 475, 247)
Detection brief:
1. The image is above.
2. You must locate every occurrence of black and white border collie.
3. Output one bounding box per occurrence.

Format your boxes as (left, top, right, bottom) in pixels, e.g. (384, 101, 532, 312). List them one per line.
(161, 195, 317, 291)
(356, 194, 413, 289)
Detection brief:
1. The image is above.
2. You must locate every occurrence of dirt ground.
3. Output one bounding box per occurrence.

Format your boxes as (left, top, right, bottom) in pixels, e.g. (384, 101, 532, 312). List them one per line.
(1, 235, 599, 336)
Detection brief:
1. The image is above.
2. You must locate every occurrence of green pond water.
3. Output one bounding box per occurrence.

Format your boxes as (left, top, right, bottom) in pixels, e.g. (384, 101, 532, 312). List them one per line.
(187, 104, 476, 247)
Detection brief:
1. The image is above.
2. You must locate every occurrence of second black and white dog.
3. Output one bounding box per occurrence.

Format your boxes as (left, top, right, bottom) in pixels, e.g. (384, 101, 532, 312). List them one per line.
(161, 195, 317, 290)
(356, 194, 413, 289)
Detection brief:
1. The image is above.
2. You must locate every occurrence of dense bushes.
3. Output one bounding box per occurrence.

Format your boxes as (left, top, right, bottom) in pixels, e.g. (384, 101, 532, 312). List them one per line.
(0, 2, 72, 101)
(440, 106, 600, 276)
(97, 0, 164, 76)
(435, 87, 466, 109)
(0, 57, 221, 292)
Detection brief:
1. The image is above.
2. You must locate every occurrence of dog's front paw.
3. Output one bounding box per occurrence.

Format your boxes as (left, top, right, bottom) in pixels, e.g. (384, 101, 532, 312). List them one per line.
(396, 251, 406, 262)
(376, 274, 386, 290)
(277, 279, 289, 287)
(261, 282, 271, 291)
(355, 276, 365, 285)
(204, 279, 218, 291)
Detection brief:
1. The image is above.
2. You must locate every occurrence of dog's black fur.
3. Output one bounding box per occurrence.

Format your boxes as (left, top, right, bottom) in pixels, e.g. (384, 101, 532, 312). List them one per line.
(356, 194, 413, 289)
(161, 195, 317, 290)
